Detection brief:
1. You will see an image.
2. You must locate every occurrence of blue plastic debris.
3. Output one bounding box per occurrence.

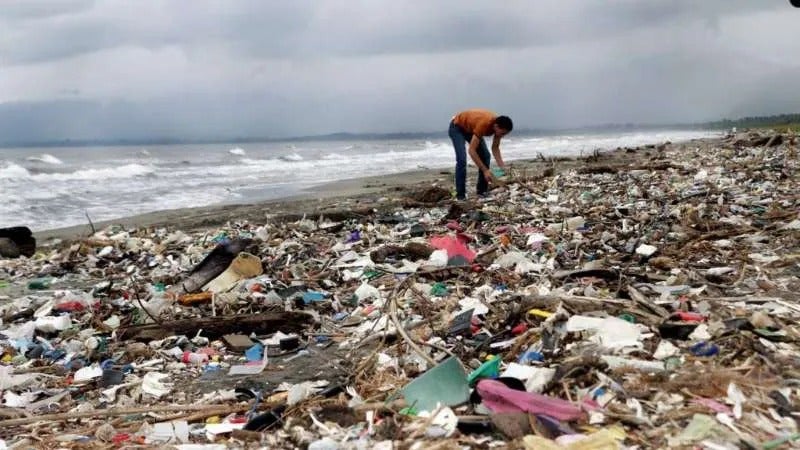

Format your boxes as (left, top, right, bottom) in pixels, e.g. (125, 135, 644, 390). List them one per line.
(245, 343, 264, 362)
(518, 350, 544, 364)
(690, 341, 719, 357)
(302, 291, 326, 304)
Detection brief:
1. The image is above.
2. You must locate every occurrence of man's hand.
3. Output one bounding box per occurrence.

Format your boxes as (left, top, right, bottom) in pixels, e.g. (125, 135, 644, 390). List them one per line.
(483, 169, 500, 186)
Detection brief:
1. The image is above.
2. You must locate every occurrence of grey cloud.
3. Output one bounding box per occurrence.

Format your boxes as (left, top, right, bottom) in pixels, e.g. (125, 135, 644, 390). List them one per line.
(0, 0, 784, 64)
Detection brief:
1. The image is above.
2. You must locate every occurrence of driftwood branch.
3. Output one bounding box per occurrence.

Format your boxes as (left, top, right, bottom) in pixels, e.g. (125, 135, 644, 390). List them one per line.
(117, 311, 314, 341)
(0, 404, 234, 428)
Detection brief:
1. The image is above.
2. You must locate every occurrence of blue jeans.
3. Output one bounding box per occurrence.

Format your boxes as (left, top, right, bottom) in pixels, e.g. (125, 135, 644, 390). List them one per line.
(448, 120, 490, 199)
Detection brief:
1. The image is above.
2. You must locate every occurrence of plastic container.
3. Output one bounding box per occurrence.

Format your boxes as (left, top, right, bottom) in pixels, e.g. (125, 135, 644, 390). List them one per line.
(182, 351, 209, 365)
(671, 311, 707, 322)
(35, 315, 71, 333)
(518, 350, 544, 364)
(101, 369, 124, 387)
(54, 301, 87, 312)
(27, 278, 53, 290)
(690, 341, 719, 357)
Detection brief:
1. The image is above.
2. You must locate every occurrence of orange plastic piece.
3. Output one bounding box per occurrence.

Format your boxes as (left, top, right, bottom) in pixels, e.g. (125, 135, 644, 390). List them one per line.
(178, 291, 213, 306)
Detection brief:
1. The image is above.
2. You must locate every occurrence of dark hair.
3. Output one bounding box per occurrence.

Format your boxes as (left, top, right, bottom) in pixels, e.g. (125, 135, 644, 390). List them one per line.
(495, 115, 513, 132)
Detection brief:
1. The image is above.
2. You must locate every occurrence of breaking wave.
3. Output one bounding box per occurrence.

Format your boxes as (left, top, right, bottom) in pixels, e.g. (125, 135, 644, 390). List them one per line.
(424, 140, 451, 152)
(25, 153, 64, 165)
(279, 152, 304, 162)
(0, 162, 31, 179)
(229, 147, 246, 156)
(322, 153, 346, 160)
(239, 158, 272, 165)
(1, 163, 155, 182)
(240, 152, 306, 165)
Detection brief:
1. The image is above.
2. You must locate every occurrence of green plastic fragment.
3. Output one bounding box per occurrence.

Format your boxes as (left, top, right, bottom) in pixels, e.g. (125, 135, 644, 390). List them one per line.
(467, 355, 502, 386)
(401, 357, 470, 412)
(398, 406, 418, 416)
(27, 278, 52, 290)
(618, 313, 636, 323)
(665, 356, 682, 371)
(364, 269, 382, 280)
(762, 432, 800, 450)
(430, 282, 448, 297)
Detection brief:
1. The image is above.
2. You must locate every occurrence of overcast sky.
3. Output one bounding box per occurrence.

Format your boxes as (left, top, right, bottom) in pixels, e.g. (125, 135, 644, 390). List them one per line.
(1, 0, 799, 142)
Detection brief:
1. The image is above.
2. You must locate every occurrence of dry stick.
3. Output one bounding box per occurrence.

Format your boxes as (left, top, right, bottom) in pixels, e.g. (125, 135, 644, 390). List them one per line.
(403, 283, 458, 358)
(0, 404, 230, 428)
(353, 277, 409, 382)
(129, 274, 164, 326)
(85, 211, 96, 235)
(389, 280, 436, 367)
(407, 404, 444, 441)
(73, 405, 248, 436)
(140, 404, 253, 425)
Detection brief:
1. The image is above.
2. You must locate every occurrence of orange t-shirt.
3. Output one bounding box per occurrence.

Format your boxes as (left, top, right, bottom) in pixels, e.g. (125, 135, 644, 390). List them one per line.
(453, 109, 497, 137)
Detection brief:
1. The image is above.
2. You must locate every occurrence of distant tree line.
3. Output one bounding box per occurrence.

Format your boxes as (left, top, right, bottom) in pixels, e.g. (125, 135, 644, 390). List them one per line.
(701, 113, 800, 129)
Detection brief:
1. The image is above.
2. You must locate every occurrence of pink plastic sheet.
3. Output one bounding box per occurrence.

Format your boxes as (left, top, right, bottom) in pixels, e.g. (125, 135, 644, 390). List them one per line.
(476, 379, 584, 421)
(430, 236, 476, 263)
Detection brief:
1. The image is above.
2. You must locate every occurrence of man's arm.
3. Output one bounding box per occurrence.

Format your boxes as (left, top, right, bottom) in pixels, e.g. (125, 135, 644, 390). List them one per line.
(491, 135, 505, 168)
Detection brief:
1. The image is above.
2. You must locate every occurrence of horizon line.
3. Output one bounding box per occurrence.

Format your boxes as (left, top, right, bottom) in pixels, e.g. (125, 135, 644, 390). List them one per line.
(1, 113, 796, 148)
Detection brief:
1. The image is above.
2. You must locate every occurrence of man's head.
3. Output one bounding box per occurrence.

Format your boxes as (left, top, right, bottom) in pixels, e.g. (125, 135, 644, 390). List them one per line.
(494, 115, 513, 137)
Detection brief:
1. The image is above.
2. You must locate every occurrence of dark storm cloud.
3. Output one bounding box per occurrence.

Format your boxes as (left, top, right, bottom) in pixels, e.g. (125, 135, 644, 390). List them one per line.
(1, 1, 783, 63)
(0, 0, 798, 142)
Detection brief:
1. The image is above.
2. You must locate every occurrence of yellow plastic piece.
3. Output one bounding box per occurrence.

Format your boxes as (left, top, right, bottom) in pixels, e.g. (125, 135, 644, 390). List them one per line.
(528, 308, 554, 318)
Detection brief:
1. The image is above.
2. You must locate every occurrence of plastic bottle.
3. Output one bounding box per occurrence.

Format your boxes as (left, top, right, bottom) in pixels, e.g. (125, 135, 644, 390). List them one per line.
(35, 315, 72, 332)
(182, 351, 209, 365)
(671, 311, 706, 322)
(690, 341, 719, 357)
(27, 278, 53, 290)
(54, 301, 87, 312)
(518, 349, 544, 364)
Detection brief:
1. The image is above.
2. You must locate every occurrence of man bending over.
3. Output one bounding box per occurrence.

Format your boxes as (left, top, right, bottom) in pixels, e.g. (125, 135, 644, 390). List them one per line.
(448, 109, 513, 200)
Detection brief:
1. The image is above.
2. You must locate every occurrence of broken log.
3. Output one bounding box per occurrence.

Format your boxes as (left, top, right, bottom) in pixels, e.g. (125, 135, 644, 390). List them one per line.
(552, 268, 620, 281)
(750, 134, 784, 147)
(0, 238, 20, 258)
(370, 242, 434, 263)
(117, 311, 314, 341)
(576, 162, 678, 175)
(577, 165, 616, 175)
(0, 226, 36, 257)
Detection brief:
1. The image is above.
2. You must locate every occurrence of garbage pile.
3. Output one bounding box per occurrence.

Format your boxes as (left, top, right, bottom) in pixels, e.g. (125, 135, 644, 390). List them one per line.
(1, 131, 799, 449)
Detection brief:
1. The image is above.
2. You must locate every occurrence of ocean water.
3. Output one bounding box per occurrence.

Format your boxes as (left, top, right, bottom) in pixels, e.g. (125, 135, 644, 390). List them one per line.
(1, 129, 717, 231)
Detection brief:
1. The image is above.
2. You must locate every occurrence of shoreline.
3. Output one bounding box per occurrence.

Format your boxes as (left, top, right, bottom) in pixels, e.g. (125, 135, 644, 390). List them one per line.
(33, 135, 717, 242)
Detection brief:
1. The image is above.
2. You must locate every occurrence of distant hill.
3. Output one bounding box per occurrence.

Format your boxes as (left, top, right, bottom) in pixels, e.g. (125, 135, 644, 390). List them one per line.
(698, 113, 800, 131)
